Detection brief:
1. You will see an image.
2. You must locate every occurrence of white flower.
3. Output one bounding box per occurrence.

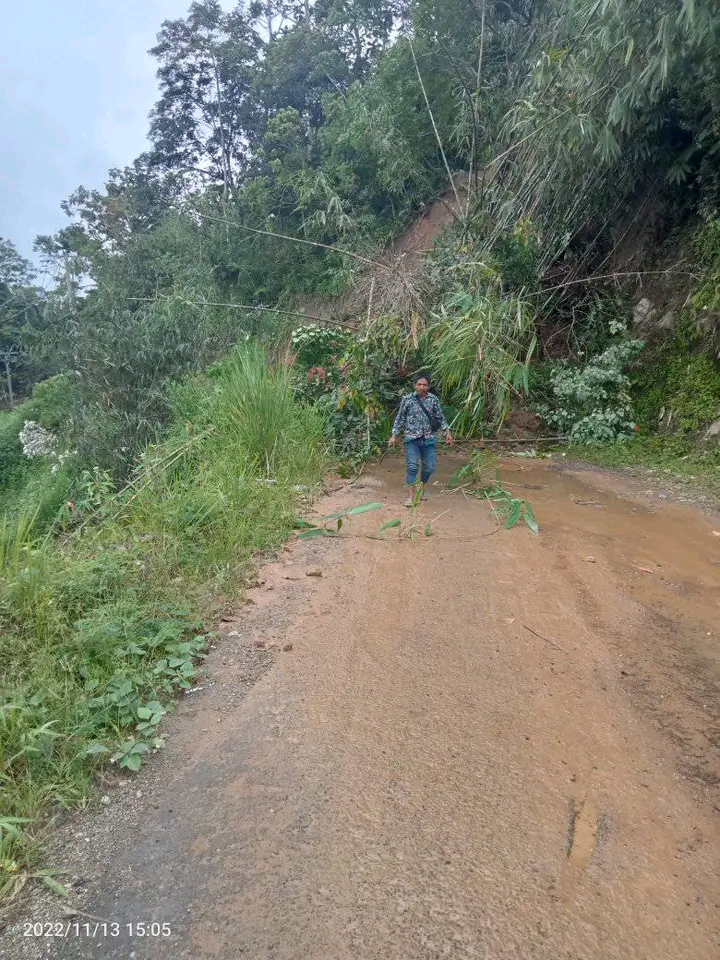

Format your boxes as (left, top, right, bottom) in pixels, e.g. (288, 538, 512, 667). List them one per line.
(19, 421, 57, 459)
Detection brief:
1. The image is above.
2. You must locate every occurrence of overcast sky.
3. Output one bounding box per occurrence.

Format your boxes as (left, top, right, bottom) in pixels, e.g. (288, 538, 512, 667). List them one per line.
(1, 1, 210, 261)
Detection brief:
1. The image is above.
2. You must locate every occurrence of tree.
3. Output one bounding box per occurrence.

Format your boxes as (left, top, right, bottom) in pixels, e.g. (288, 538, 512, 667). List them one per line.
(313, 0, 408, 80)
(148, 0, 263, 197)
(255, 24, 350, 129)
(0, 238, 45, 405)
(0, 237, 36, 287)
(59, 158, 181, 253)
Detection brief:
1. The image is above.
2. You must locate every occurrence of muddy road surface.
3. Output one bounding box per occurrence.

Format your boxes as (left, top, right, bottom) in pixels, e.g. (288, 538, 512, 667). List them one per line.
(2, 455, 719, 960)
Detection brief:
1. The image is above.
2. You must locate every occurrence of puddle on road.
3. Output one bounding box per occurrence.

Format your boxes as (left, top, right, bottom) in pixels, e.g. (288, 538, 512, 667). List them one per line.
(567, 799, 599, 868)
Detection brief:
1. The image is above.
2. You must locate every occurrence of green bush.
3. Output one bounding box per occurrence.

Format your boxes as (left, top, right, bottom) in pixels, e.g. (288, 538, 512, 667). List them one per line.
(25, 375, 77, 433)
(571, 296, 632, 358)
(294, 318, 422, 463)
(492, 221, 541, 293)
(634, 349, 720, 433)
(537, 326, 644, 443)
(0, 407, 27, 489)
(427, 289, 536, 434)
(693, 218, 720, 316)
(0, 378, 81, 533)
(290, 324, 351, 370)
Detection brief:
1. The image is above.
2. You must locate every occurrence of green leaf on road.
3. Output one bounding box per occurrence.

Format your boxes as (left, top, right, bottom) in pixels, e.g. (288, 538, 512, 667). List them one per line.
(347, 501, 383, 515)
(504, 500, 523, 529)
(524, 503, 539, 533)
(379, 518, 402, 531)
(39, 874, 70, 898)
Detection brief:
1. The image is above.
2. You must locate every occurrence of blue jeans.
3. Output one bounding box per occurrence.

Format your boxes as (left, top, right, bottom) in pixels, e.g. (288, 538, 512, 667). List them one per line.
(404, 437, 437, 485)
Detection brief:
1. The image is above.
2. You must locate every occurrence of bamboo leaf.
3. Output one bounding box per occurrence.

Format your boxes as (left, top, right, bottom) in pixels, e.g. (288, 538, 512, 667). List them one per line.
(524, 502, 539, 534)
(297, 528, 326, 539)
(39, 874, 70, 897)
(0, 875, 17, 901)
(380, 518, 402, 531)
(347, 501, 383, 515)
(504, 500, 523, 529)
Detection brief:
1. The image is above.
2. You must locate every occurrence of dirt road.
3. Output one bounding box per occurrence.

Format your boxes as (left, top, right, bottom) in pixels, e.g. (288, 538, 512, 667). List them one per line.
(3, 455, 719, 960)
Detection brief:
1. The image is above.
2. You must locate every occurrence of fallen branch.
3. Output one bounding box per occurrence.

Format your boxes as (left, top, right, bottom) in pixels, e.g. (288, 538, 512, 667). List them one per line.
(443, 482, 471, 495)
(348, 462, 366, 486)
(457, 527, 501, 539)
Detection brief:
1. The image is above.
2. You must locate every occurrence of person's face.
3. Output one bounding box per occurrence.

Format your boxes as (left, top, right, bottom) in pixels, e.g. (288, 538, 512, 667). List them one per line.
(415, 378, 430, 397)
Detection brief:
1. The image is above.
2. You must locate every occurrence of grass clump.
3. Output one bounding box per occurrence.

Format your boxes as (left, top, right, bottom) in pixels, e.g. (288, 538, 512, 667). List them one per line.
(0, 345, 329, 894)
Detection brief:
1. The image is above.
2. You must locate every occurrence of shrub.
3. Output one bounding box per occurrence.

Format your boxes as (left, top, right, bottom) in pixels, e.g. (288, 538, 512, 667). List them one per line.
(492, 220, 541, 293)
(537, 325, 644, 443)
(631, 327, 720, 433)
(25, 375, 77, 433)
(0, 407, 27, 489)
(290, 324, 351, 370)
(296, 318, 422, 463)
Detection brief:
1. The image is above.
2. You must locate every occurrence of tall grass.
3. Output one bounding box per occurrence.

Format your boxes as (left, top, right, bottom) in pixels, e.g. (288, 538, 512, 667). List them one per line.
(0, 346, 329, 892)
(199, 344, 328, 482)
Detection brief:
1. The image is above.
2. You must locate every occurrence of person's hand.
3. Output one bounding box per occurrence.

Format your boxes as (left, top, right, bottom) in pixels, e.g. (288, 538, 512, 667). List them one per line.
(388, 435, 399, 447)
(445, 430, 454, 445)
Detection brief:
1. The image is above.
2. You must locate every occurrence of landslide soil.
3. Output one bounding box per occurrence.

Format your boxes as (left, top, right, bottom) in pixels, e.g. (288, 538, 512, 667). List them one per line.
(2, 454, 719, 960)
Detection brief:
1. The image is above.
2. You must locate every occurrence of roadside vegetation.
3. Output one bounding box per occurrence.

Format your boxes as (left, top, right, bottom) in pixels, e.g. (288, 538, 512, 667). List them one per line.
(1, 0, 718, 897)
(0, 348, 328, 897)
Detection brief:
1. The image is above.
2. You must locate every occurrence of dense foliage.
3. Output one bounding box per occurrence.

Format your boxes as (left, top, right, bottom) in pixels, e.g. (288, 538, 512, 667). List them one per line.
(4, 0, 714, 448)
(537, 325, 645, 443)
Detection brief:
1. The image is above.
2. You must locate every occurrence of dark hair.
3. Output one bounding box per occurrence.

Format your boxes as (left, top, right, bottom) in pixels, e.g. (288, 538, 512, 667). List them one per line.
(415, 372, 432, 385)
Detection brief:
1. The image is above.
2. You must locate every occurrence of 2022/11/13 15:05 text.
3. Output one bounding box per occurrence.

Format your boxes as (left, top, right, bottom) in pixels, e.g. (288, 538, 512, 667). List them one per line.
(23, 921, 172, 937)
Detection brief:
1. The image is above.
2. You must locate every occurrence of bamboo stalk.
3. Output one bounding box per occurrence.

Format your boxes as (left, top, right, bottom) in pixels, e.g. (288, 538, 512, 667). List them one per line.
(409, 40, 461, 210)
(195, 211, 387, 272)
(126, 297, 358, 330)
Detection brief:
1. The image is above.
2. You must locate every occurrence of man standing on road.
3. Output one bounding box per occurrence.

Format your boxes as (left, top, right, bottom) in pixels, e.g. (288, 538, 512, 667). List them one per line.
(389, 374, 454, 506)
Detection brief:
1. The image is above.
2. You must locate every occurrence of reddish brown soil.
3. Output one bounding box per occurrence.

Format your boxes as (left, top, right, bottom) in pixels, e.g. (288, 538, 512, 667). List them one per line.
(293, 179, 468, 327)
(3, 455, 719, 960)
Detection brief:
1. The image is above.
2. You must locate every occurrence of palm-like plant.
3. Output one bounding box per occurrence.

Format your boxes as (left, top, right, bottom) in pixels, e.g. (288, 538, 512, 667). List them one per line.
(427, 286, 536, 434)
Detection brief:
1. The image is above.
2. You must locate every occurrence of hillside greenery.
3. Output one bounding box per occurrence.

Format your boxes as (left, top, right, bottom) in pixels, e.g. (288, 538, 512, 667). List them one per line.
(1, 0, 719, 894)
